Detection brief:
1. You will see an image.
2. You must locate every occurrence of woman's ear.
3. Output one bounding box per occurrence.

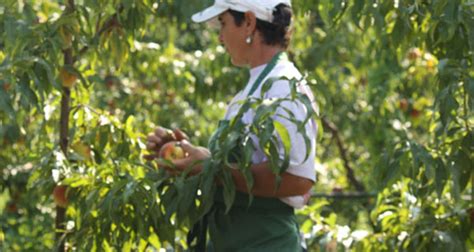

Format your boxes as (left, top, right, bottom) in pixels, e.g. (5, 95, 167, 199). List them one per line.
(244, 11, 257, 36)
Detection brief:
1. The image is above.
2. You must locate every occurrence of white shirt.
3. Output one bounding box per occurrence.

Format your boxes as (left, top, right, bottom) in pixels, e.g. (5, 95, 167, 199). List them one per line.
(224, 60, 317, 208)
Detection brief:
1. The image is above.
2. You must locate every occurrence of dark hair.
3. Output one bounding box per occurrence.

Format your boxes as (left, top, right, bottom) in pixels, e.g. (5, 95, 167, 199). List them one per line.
(228, 4, 292, 48)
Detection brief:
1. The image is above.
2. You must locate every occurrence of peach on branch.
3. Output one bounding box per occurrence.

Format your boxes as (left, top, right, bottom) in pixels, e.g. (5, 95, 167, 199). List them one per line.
(407, 48, 422, 61)
(399, 98, 409, 112)
(410, 109, 421, 119)
(59, 67, 78, 88)
(72, 141, 92, 161)
(53, 185, 68, 208)
(2, 82, 11, 92)
(5, 201, 18, 214)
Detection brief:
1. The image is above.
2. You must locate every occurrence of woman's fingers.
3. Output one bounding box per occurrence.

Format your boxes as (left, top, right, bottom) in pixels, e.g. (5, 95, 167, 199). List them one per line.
(154, 126, 168, 138)
(148, 127, 187, 148)
(147, 132, 161, 142)
(147, 126, 176, 150)
(172, 156, 193, 170)
(173, 128, 189, 141)
(146, 133, 162, 153)
(178, 140, 195, 154)
(180, 140, 211, 160)
(152, 140, 209, 177)
(155, 127, 176, 141)
(145, 127, 192, 167)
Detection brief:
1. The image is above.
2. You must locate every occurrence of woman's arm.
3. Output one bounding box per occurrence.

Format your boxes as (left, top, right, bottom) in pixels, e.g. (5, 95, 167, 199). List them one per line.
(229, 161, 314, 197)
(172, 160, 313, 198)
(167, 141, 313, 198)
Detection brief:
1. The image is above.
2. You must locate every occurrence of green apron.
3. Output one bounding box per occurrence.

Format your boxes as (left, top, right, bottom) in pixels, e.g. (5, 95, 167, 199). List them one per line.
(208, 188, 301, 252)
(189, 52, 302, 252)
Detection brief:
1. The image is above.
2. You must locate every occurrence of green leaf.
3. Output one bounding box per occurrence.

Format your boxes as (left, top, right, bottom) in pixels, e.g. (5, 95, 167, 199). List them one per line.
(221, 168, 236, 213)
(63, 176, 90, 187)
(32, 57, 57, 89)
(240, 136, 255, 194)
(18, 73, 38, 109)
(433, 0, 449, 16)
(0, 90, 15, 119)
(434, 159, 447, 198)
(390, 18, 406, 48)
(457, 150, 471, 193)
(411, 142, 436, 181)
(122, 181, 136, 203)
(273, 120, 291, 156)
(162, 186, 178, 220)
(437, 88, 459, 127)
(177, 176, 199, 220)
(124, 115, 136, 138)
(148, 233, 161, 249)
(351, 0, 366, 27)
(466, 77, 474, 110)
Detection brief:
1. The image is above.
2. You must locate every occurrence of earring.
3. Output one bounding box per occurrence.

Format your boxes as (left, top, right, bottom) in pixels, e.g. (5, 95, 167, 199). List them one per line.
(245, 36, 252, 44)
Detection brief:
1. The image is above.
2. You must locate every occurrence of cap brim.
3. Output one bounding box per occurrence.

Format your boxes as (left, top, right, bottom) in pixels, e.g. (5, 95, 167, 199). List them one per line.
(191, 5, 227, 23)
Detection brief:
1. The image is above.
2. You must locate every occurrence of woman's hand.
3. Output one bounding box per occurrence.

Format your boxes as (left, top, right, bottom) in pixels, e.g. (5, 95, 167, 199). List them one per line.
(144, 126, 188, 160)
(159, 140, 210, 176)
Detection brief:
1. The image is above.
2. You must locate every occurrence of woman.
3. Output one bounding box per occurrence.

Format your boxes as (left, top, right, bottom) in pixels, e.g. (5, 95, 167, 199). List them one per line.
(146, 0, 317, 250)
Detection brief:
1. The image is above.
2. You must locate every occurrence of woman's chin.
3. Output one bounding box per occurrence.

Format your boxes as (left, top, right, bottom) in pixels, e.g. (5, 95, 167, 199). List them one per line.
(230, 58, 246, 67)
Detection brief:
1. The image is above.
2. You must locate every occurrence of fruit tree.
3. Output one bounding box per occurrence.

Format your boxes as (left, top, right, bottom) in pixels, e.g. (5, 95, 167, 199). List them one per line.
(0, 0, 472, 251)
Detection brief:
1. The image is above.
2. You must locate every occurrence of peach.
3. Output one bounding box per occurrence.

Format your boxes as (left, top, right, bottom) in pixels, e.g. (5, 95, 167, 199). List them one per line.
(53, 185, 68, 208)
(399, 98, 409, 112)
(59, 67, 77, 88)
(159, 141, 185, 161)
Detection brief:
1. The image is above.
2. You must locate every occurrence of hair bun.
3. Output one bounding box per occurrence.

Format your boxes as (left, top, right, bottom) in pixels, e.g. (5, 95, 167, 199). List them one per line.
(272, 4, 292, 27)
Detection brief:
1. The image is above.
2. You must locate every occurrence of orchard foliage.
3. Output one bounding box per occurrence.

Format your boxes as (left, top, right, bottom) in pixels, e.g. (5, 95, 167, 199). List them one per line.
(0, 0, 473, 251)
(292, 1, 473, 251)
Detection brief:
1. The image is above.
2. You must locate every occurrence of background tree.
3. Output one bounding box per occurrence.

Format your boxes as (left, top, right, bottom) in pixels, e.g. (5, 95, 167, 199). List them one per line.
(0, 0, 472, 251)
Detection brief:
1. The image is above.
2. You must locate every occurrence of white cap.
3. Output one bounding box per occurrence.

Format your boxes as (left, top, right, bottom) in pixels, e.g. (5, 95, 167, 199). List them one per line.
(191, 0, 292, 23)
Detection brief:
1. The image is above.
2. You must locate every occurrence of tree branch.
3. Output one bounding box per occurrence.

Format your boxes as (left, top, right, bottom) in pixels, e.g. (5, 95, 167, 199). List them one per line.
(322, 117, 366, 192)
(310, 191, 376, 199)
(73, 5, 123, 63)
(56, 2, 75, 252)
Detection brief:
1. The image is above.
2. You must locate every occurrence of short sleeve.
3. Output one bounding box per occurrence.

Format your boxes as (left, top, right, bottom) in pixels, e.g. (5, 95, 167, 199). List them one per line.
(263, 79, 317, 182)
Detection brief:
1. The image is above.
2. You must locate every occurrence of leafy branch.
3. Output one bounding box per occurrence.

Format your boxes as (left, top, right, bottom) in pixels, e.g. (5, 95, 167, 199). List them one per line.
(72, 5, 124, 64)
(321, 117, 366, 192)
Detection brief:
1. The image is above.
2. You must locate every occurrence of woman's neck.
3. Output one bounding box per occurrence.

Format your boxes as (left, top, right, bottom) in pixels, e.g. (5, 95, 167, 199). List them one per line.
(247, 45, 284, 68)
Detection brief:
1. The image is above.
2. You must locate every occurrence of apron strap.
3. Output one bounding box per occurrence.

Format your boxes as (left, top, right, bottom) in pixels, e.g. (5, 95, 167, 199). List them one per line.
(247, 51, 288, 96)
